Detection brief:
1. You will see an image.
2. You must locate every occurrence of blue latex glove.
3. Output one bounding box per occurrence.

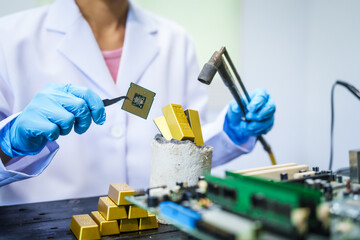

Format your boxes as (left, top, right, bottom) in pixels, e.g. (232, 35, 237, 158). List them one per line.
(224, 89, 275, 145)
(0, 83, 106, 158)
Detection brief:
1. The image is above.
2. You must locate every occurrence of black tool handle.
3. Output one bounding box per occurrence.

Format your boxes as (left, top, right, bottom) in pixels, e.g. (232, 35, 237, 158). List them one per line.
(102, 96, 129, 107)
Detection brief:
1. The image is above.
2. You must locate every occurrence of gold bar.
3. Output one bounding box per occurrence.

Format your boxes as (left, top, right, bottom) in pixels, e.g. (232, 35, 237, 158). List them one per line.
(90, 211, 120, 236)
(70, 214, 101, 240)
(108, 183, 136, 205)
(119, 219, 139, 232)
(139, 212, 158, 230)
(184, 109, 204, 146)
(128, 205, 148, 219)
(162, 104, 195, 141)
(153, 116, 172, 140)
(98, 196, 127, 221)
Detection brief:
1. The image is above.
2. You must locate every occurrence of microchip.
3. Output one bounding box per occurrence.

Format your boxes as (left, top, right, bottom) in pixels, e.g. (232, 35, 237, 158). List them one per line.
(132, 93, 146, 109)
(121, 83, 156, 119)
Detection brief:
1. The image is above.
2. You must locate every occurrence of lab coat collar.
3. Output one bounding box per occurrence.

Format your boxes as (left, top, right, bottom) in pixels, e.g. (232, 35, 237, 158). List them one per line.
(44, 0, 159, 98)
(45, 0, 82, 34)
(116, 1, 159, 95)
(45, 0, 116, 97)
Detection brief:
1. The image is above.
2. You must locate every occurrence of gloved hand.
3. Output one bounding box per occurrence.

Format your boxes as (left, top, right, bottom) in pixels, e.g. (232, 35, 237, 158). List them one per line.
(224, 88, 275, 145)
(1, 83, 106, 158)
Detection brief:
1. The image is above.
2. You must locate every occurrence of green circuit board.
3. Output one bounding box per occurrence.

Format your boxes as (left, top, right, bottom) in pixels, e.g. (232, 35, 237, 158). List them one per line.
(205, 172, 323, 235)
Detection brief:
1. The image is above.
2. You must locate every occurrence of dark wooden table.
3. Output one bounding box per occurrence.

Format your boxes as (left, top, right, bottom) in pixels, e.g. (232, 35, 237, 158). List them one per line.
(0, 196, 193, 240)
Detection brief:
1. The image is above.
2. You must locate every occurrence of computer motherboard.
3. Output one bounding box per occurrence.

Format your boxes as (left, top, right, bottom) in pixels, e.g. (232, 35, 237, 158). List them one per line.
(126, 163, 360, 239)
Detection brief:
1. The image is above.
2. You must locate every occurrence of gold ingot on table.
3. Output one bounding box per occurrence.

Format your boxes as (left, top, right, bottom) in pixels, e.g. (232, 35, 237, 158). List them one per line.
(162, 104, 195, 141)
(108, 183, 136, 205)
(98, 196, 127, 220)
(153, 115, 172, 140)
(128, 205, 148, 219)
(119, 219, 139, 232)
(139, 212, 158, 230)
(70, 214, 101, 240)
(90, 211, 120, 236)
(184, 109, 204, 146)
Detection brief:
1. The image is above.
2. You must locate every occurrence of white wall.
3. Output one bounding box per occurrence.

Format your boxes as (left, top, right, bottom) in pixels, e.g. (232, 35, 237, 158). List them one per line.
(213, 0, 360, 175)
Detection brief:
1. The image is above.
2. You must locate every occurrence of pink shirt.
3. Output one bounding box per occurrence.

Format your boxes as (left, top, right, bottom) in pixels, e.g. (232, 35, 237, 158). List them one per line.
(102, 47, 122, 83)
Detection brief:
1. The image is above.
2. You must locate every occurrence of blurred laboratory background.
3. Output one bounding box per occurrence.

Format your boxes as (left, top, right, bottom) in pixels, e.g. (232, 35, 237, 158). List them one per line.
(1, 0, 359, 174)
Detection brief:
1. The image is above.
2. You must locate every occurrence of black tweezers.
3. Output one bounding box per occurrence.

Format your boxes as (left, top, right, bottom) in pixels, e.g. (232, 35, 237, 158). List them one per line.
(102, 96, 130, 107)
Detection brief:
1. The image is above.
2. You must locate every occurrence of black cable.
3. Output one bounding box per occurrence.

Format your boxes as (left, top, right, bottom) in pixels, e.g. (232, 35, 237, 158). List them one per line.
(329, 80, 360, 170)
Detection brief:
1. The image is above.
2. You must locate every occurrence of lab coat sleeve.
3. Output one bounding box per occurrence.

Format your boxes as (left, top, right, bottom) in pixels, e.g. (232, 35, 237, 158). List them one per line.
(203, 107, 256, 167)
(0, 113, 60, 188)
(182, 34, 256, 167)
(0, 33, 59, 187)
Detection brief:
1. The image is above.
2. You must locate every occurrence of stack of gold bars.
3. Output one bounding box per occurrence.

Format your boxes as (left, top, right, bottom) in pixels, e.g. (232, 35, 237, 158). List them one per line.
(70, 183, 158, 240)
(154, 103, 204, 146)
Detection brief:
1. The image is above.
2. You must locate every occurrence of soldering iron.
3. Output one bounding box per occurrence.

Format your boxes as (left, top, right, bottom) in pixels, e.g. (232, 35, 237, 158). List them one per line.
(198, 46, 276, 165)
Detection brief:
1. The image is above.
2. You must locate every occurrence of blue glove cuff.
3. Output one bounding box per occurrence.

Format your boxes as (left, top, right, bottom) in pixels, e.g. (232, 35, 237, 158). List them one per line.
(0, 119, 27, 158)
(223, 114, 250, 146)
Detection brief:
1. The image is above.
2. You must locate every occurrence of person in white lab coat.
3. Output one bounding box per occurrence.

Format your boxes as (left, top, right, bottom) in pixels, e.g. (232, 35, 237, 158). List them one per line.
(0, 0, 275, 205)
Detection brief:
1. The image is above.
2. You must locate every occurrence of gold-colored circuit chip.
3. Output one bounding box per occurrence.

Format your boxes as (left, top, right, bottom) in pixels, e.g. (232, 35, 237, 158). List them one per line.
(121, 82, 156, 119)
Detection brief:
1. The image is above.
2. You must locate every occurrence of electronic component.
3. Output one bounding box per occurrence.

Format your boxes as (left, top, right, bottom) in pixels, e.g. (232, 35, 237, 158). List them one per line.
(159, 201, 201, 229)
(123, 167, 356, 239)
(162, 104, 195, 141)
(350, 149, 360, 183)
(331, 194, 360, 238)
(70, 214, 101, 240)
(90, 211, 120, 236)
(121, 82, 156, 119)
(197, 209, 262, 240)
(206, 172, 323, 236)
(235, 163, 297, 175)
(239, 164, 309, 180)
(97, 197, 127, 221)
(184, 109, 204, 146)
(108, 183, 136, 205)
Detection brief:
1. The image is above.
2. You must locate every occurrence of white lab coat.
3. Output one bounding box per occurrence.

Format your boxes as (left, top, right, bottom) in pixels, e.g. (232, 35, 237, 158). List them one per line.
(0, 0, 256, 205)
